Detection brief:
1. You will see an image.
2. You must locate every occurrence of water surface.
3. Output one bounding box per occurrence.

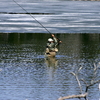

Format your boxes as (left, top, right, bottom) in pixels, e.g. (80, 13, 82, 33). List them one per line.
(0, 0, 100, 33)
(0, 33, 100, 100)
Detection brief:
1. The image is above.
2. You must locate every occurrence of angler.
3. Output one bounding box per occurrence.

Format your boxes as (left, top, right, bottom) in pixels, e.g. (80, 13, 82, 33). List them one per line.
(12, 0, 62, 58)
(45, 34, 62, 58)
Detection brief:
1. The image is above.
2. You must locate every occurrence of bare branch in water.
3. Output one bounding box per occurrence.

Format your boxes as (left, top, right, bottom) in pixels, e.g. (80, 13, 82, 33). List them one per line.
(71, 72, 83, 94)
(58, 93, 88, 100)
(58, 63, 99, 100)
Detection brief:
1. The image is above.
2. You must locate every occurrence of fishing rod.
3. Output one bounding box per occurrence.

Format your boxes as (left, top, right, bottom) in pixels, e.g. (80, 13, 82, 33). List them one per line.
(12, 0, 51, 34)
(12, 0, 62, 44)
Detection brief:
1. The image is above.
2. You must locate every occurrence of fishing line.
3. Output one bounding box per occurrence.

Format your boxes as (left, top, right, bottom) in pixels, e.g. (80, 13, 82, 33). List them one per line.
(12, 0, 51, 34)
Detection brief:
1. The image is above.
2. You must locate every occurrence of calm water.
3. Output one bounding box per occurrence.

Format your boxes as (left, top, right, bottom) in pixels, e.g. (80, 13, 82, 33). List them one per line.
(0, 0, 100, 33)
(0, 33, 100, 100)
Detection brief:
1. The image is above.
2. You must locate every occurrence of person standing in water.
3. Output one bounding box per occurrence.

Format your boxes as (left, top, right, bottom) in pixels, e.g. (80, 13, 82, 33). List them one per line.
(45, 34, 62, 57)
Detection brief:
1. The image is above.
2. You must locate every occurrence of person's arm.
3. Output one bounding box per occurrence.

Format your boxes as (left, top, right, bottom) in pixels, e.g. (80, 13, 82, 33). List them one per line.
(52, 34, 58, 47)
(52, 34, 62, 44)
(52, 34, 57, 43)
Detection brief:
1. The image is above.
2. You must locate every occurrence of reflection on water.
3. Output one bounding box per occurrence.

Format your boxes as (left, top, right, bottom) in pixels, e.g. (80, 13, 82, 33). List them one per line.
(45, 57, 58, 67)
(0, 0, 100, 33)
(45, 57, 58, 81)
(0, 33, 100, 100)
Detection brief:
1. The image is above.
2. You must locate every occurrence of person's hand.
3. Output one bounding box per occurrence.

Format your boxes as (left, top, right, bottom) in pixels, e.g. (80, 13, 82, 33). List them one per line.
(59, 41, 62, 43)
(52, 34, 55, 37)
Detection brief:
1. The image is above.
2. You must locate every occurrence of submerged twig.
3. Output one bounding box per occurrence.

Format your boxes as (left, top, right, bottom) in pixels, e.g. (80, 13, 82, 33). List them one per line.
(87, 80, 100, 88)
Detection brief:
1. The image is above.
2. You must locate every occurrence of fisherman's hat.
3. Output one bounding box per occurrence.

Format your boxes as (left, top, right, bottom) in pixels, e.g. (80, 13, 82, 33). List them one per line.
(48, 38, 53, 42)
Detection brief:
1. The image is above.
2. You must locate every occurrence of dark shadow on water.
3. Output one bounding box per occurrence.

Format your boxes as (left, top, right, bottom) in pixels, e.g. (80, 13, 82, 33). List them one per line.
(0, 12, 55, 15)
